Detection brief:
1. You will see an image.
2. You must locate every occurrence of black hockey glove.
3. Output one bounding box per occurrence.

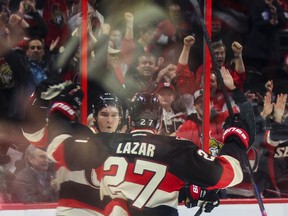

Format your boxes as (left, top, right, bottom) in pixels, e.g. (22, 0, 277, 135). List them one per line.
(223, 102, 256, 149)
(30, 78, 69, 109)
(24, 78, 71, 134)
(55, 83, 84, 110)
(179, 185, 219, 213)
(49, 84, 83, 121)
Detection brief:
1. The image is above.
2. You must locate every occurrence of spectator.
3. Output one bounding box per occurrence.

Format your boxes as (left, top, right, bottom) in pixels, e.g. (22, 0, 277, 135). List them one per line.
(25, 37, 51, 93)
(109, 27, 122, 50)
(0, 13, 34, 162)
(86, 12, 135, 111)
(154, 2, 193, 65)
(196, 40, 246, 92)
(128, 22, 158, 70)
(175, 35, 197, 115)
(0, 160, 15, 203)
(100, 12, 135, 105)
(47, 22, 112, 113)
(176, 67, 243, 154)
(15, 0, 48, 40)
(155, 81, 186, 136)
(42, 0, 70, 49)
(212, 0, 249, 42)
(176, 35, 245, 115)
(226, 89, 287, 198)
(125, 52, 159, 99)
(11, 144, 58, 203)
(257, 92, 288, 197)
(125, 51, 178, 100)
(68, 0, 104, 38)
(271, 53, 288, 95)
(211, 15, 244, 60)
(176, 88, 224, 153)
(243, 0, 287, 91)
(48, 28, 81, 83)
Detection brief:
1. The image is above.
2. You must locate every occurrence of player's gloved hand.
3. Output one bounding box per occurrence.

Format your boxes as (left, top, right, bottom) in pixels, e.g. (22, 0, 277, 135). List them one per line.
(30, 78, 68, 109)
(24, 78, 72, 134)
(179, 185, 219, 213)
(196, 189, 220, 213)
(49, 84, 83, 121)
(55, 83, 83, 110)
(223, 102, 255, 149)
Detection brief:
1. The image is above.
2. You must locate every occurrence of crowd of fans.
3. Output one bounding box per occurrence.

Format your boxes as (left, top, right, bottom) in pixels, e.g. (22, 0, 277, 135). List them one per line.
(0, 0, 288, 205)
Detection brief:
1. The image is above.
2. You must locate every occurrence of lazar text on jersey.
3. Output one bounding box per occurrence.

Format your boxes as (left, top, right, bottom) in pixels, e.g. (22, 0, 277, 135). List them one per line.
(116, 142, 155, 157)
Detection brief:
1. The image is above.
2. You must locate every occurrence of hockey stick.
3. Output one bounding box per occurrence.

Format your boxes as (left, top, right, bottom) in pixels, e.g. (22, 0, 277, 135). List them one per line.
(188, 1, 267, 216)
(189, 0, 233, 117)
(194, 204, 203, 216)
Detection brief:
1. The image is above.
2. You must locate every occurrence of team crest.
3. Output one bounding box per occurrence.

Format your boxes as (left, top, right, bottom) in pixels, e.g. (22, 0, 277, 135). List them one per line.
(209, 138, 223, 156)
(50, 4, 67, 28)
(0, 59, 14, 89)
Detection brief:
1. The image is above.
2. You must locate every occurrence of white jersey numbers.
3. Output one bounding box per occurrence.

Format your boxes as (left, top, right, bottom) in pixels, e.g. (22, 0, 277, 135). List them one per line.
(101, 156, 167, 209)
(197, 149, 215, 161)
(140, 119, 154, 126)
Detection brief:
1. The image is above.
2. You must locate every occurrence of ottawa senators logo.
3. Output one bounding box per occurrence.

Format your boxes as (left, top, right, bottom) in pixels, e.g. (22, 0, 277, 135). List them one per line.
(0, 59, 14, 89)
(50, 4, 66, 28)
(209, 138, 223, 156)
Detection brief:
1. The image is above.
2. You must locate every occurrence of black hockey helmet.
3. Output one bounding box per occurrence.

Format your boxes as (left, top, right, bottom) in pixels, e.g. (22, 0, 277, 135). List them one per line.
(92, 93, 123, 117)
(129, 92, 161, 129)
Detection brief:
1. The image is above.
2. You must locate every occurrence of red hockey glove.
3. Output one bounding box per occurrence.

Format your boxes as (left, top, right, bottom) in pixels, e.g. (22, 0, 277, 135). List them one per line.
(223, 126, 249, 149)
(223, 102, 255, 149)
(49, 84, 83, 121)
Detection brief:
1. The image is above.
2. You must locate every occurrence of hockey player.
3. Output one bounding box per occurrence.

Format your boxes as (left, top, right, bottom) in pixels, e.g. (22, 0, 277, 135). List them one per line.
(46, 90, 255, 216)
(23, 79, 123, 215)
(89, 93, 123, 134)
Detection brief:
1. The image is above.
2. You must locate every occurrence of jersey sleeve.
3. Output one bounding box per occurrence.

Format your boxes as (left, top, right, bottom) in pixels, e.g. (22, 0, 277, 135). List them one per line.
(177, 140, 244, 190)
(46, 112, 98, 170)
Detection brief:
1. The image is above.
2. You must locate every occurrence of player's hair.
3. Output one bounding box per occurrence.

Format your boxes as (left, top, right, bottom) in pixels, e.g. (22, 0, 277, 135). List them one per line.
(129, 92, 161, 129)
(92, 93, 123, 117)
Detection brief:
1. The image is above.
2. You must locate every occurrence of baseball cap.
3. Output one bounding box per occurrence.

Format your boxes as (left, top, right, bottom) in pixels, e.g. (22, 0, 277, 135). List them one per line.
(193, 89, 203, 101)
(156, 82, 175, 94)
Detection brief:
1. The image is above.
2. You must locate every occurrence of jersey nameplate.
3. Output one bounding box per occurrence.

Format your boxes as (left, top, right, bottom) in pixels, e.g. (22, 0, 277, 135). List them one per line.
(116, 142, 155, 157)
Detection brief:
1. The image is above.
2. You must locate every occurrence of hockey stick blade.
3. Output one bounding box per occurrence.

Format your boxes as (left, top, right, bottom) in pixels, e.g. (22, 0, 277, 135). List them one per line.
(194, 206, 203, 216)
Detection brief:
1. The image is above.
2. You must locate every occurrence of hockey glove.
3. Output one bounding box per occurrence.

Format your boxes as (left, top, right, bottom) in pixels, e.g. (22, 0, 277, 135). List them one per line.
(24, 79, 71, 135)
(180, 185, 220, 213)
(49, 84, 83, 121)
(223, 102, 255, 149)
(55, 83, 83, 110)
(30, 78, 71, 109)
